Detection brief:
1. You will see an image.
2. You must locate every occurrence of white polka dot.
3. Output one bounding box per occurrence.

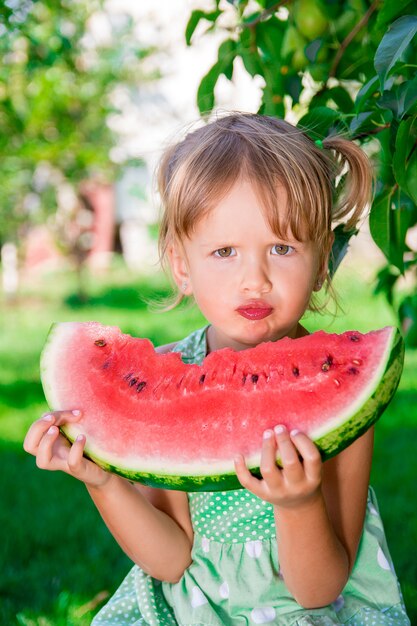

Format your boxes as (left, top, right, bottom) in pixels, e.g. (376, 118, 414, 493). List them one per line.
(245, 539, 263, 558)
(219, 580, 229, 599)
(191, 585, 208, 608)
(251, 607, 277, 623)
(377, 546, 391, 571)
(201, 537, 210, 553)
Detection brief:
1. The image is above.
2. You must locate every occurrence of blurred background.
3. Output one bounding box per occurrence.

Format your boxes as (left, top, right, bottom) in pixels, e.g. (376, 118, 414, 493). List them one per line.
(1, 0, 416, 624)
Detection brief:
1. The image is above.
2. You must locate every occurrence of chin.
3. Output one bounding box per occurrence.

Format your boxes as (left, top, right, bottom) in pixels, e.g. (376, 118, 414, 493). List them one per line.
(237, 325, 281, 347)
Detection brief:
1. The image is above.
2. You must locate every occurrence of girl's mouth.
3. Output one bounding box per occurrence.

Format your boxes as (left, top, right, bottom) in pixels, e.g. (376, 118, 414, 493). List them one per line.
(236, 305, 273, 320)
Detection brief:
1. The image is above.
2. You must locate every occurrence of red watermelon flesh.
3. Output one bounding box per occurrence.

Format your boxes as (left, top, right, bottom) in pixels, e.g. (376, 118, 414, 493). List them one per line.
(40, 322, 404, 491)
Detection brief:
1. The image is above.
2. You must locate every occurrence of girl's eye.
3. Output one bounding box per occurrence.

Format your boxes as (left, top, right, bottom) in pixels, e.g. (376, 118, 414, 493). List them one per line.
(271, 244, 293, 256)
(214, 247, 235, 258)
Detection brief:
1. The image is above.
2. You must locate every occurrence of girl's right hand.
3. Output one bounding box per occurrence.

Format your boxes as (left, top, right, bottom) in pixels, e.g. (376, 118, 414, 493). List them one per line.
(23, 411, 112, 488)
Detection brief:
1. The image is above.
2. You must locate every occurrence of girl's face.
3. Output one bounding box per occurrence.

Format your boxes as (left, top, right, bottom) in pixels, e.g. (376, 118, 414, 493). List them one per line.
(169, 179, 324, 352)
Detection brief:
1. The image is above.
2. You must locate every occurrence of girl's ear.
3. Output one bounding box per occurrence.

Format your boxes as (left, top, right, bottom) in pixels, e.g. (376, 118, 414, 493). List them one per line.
(167, 242, 193, 296)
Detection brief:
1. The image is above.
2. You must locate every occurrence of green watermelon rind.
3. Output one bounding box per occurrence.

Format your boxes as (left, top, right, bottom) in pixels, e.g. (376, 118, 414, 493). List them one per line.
(59, 327, 404, 492)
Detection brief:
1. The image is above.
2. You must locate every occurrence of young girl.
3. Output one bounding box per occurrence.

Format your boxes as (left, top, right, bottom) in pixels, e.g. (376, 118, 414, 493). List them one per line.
(24, 113, 409, 625)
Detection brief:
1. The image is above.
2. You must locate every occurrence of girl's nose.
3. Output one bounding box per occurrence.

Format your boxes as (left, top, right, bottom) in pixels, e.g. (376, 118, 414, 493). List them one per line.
(240, 260, 272, 294)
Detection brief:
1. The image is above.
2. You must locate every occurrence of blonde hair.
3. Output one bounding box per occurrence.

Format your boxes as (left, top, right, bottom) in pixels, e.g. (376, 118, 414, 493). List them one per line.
(157, 112, 373, 310)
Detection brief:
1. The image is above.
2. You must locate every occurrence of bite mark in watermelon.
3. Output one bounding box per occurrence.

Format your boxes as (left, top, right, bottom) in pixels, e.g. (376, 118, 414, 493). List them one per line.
(40, 323, 404, 491)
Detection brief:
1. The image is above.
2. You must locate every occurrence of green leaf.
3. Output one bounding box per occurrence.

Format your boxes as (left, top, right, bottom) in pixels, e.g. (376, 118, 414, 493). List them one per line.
(260, 65, 285, 117)
(399, 294, 417, 347)
(402, 74, 417, 116)
(328, 224, 358, 278)
(375, 0, 416, 29)
(196, 39, 237, 114)
(297, 106, 345, 139)
(325, 86, 354, 113)
(217, 38, 237, 79)
(238, 27, 263, 77)
(370, 187, 413, 272)
(393, 115, 417, 201)
(369, 190, 392, 261)
(197, 63, 222, 114)
(374, 265, 400, 307)
(349, 111, 375, 136)
(256, 18, 284, 62)
(305, 38, 323, 63)
(284, 74, 303, 104)
(185, 10, 221, 46)
(374, 15, 417, 89)
(354, 75, 380, 113)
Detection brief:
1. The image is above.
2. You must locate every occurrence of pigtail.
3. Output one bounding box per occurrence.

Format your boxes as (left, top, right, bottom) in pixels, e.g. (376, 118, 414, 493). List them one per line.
(322, 136, 374, 231)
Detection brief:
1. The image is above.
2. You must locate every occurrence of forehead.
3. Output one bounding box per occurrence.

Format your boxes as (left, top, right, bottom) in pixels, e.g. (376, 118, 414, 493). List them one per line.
(190, 178, 300, 242)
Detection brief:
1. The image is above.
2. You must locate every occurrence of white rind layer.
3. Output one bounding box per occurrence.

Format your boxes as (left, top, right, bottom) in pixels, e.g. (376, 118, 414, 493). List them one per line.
(41, 322, 81, 411)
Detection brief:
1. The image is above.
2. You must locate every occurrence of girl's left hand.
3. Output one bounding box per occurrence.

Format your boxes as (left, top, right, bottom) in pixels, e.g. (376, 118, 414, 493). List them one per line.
(234, 425, 322, 508)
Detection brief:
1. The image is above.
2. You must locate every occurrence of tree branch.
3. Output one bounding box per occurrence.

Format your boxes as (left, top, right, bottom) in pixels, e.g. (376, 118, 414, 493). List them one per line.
(329, 0, 380, 78)
(351, 122, 390, 141)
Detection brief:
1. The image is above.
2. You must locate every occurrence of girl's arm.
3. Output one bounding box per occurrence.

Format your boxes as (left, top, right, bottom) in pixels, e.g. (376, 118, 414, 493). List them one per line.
(24, 411, 193, 583)
(235, 425, 374, 608)
(87, 477, 193, 582)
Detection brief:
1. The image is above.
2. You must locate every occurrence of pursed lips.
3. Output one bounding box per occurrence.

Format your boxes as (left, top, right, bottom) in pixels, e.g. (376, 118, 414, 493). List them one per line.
(236, 302, 273, 320)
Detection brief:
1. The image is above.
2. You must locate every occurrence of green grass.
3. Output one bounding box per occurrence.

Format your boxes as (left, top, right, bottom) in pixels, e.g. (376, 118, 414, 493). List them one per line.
(1, 261, 416, 624)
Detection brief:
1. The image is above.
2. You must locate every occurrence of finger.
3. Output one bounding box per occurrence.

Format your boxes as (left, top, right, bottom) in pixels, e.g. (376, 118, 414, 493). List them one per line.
(67, 434, 87, 474)
(234, 454, 264, 495)
(274, 425, 304, 483)
(23, 414, 56, 454)
(49, 409, 83, 426)
(259, 430, 283, 488)
(36, 425, 69, 471)
(289, 430, 322, 482)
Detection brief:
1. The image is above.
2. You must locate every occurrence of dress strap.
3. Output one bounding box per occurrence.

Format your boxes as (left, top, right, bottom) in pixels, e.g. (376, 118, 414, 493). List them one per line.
(171, 325, 209, 365)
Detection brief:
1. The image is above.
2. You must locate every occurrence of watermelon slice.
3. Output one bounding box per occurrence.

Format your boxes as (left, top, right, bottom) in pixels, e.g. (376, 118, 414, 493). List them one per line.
(40, 322, 404, 491)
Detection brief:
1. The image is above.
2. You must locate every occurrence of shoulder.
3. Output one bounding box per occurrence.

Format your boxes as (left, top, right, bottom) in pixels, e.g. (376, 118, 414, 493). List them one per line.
(155, 341, 178, 354)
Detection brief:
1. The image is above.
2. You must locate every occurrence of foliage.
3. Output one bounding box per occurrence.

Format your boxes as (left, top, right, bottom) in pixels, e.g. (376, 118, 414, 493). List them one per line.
(0, 0, 154, 246)
(186, 0, 417, 345)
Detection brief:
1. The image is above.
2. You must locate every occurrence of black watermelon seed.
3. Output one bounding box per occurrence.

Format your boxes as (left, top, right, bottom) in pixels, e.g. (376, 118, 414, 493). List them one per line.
(129, 377, 138, 387)
(242, 374, 247, 385)
(321, 355, 333, 372)
(136, 381, 147, 392)
(350, 335, 360, 342)
(94, 339, 107, 347)
(124, 373, 133, 381)
(199, 374, 206, 385)
(251, 374, 259, 384)
(292, 366, 299, 377)
(348, 367, 359, 375)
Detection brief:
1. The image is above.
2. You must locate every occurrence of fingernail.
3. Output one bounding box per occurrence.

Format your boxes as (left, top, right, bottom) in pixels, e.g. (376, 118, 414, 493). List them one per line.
(274, 425, 285, 435)
(290, 429, 299, 437)
(47, 426, 56, 435)
(43, 414, 54, 422)
(234, 454, 243, 464)
(76, 434, 85, 442)
(72, 410, 81, 416)
(263, 429, 273, 439)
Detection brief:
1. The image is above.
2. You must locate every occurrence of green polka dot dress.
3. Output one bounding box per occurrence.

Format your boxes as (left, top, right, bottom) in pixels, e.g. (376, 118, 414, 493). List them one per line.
(92, 326, 410, 626)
